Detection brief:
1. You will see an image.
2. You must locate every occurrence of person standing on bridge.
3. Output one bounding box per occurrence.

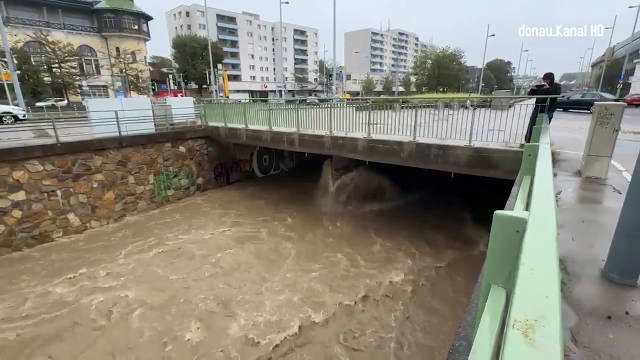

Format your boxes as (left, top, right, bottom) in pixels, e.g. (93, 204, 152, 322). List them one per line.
(524, 72, 561, 143)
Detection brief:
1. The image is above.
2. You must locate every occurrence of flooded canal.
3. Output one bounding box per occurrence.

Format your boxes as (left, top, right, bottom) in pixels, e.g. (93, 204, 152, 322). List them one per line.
(0, 159, 510, 359)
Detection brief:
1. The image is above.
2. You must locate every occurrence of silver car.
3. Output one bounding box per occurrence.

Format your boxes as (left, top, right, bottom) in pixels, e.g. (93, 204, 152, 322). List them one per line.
(0, 104, 27, 125)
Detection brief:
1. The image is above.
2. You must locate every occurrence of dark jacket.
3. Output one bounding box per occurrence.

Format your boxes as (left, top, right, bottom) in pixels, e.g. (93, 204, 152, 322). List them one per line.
(528, 82, 562, 112)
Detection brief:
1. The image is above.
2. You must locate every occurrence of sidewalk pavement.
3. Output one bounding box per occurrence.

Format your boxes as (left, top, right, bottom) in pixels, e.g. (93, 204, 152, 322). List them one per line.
(551, 115, 640, 359)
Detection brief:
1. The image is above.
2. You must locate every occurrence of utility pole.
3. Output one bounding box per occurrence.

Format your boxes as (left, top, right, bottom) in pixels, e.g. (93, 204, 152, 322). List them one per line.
(515, 42, 528, 94)
(0, 18, 25, 109)
(617, 4, 640, 97)
(603, 149, 640, 286)
(586, 39, 596, 89)
(279, 1, 290, 99)
(477, 24, 495, 94)
(332, 0, 337, 97)
(599, 15, 617, 92)
(204, 0, 217, 98)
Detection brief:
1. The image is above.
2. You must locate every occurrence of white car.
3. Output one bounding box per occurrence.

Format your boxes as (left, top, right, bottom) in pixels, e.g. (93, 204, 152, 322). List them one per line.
(35, 98, 68, 108)
(0, 104, 27, 125)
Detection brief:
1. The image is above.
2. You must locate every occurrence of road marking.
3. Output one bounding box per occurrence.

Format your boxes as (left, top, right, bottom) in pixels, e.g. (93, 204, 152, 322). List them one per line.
(611, 160, 632, 183)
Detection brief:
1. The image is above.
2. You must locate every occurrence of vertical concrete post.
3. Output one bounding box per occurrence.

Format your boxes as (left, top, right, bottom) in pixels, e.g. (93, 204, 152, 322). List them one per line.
(295, 103, 300, 132)
(366, 101, 372, 138)
(581, 102, 626, 178)
(243, 103, 248, 128)
(468, 107, 476, 146)
(49, 113, 61, 144)
(602, 150, 640, 286)
(115, 111, 122, 137)
(412, 104, 418, 141)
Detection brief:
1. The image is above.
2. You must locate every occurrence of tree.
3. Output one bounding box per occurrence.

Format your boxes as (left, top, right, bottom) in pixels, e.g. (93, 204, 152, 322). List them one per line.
(412, 46, 466, 93)
(171, 34, 224, 94)
(485, 59, 514, 90)
(25, 31, 79, 100)
(401, 72, 413, 93)
(110, 48, 149, 95)
(361, 75, 375, 95)
(382, 74, 393, 94)
(600, 58, 623, 94)
(12, 47, 47, 101)
(481, 69, 497, 93)
(148, 55, 173, 70)
(318, 59, 331, 84)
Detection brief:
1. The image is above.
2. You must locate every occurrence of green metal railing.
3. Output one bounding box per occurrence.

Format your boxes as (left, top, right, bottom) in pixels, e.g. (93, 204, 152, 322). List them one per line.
(469, 114, 561, 359)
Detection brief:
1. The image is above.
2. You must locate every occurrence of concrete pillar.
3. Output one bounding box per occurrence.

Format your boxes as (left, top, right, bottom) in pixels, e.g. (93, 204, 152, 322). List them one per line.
(630, 59, 640, 95)
(581, 102, 626, 179)
(602, 149, 640, 286)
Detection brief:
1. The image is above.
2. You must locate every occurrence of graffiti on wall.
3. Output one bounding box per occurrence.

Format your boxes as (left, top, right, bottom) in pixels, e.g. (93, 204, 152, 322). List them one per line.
(153, 168, 194, 201)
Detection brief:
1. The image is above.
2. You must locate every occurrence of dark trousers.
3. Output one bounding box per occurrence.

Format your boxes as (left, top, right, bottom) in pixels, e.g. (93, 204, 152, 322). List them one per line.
(525, 106, 554, 143)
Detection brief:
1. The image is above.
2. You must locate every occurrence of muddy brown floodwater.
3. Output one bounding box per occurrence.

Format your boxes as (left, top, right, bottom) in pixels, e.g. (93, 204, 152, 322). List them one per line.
(0, 160, 498, 360)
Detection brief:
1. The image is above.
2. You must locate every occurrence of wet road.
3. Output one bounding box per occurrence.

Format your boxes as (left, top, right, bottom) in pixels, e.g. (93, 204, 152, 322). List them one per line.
(0, 161, 495, 360)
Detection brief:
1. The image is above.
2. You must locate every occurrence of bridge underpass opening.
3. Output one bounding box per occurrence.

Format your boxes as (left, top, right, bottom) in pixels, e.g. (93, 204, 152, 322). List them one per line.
(0, 148, 514, 359)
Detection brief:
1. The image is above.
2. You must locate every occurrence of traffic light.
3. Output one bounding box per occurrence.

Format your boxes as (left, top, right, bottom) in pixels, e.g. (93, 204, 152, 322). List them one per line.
(151, 82, 157, 93)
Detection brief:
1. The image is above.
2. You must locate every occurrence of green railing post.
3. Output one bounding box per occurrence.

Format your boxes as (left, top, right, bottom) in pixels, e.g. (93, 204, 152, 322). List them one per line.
(366, 101, 372, 138)
(268, 103, 273, 131)
(221, 103, 228, 127)
(243, 103, 248, 128)
(295, 103, 300, 132)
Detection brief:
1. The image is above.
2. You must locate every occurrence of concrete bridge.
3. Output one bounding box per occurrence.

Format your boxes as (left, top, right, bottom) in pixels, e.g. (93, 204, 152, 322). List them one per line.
(201, 98, 535, 179)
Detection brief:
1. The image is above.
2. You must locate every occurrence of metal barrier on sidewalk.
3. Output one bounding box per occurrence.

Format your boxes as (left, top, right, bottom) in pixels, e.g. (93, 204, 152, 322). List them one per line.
(469, 113, 561, 359)
(0, 106, 204, 148)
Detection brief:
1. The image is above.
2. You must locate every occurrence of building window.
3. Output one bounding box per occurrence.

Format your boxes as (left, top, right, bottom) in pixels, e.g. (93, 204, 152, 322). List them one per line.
(82, 85, 109, 98)
(260, 66, 264, 71)
(175, 26, 177, 32)
(77, 45, 100, 76)
(173, 13, 176, 20)
(198, 10, 204, 17)
(115, 47, 121, 57)
(264, 46, 268, 51)
(246, 20, 252, 25)
(123, 15, 139, 30)
(261, 76, 264, 81)
(21, 41, 46, 70)
(130, 52, 137, 62)
(249, 65, 255, 70)
(103, 13, 117, 28)
(265, 66, 268, 71)
(250, 76, 256, 80)
(199, 24, 206, 30)
(178, 11, 182, 18)
(180, 24, 183, 31)
(187, 24, 191, 30)
(284, 67, 288, 72)
(259, 56, 263, 61)
(186, 11, 190, 17)
(266, 77, 269, 81)
(247, 31, 253, 37)
(250, 54, 254, 59)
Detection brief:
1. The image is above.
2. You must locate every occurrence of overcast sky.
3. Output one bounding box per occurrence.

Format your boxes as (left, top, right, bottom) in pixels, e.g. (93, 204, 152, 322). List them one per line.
(137, 0, 639, 77)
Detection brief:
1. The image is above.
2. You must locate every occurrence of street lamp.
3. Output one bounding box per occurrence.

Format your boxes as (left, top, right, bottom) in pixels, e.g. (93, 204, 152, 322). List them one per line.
(617, 4, 640, 97)
(523, 55, 532, 78)
(514, 43, 528, 94)
(278, 0, 290, 99)
(477, 24, 495, 94)
(598, 15, 617, 92)
(203, 0, 216, 98)
(585, 39, 596, 88)
(332, 0, 337, 97)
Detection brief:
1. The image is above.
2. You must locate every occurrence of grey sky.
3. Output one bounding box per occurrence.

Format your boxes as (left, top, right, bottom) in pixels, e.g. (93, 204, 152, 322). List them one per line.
(137, 0, 638, 77)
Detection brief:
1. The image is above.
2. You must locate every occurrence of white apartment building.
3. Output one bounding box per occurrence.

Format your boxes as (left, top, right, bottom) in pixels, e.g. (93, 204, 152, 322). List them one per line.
(344, 28, 430, 93)
(166, 5, 320, 99)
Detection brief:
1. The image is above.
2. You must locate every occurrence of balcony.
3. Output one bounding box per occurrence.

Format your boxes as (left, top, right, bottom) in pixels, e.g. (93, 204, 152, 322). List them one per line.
(218, 34, 239, 41)
(223, 58, 241, 64)
(217, 22, 238, 30)
(4, 16, 99, 33)
(293, 34, 307, 40)
(294, 63, 308, 68)
(223, 47, 240, 53)
(371, 47, 384, 54)
(293, 44, 308, 50)
(294, 54, 308, 59)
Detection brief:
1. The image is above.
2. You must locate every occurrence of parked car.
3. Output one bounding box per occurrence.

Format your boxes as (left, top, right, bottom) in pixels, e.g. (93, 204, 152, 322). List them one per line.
(34, 98, 68, 108)
(556, 92, 620, 113)
(0, 104, 27, 125)
(625, 94, 640, 107)
(305, 96, 320, 106)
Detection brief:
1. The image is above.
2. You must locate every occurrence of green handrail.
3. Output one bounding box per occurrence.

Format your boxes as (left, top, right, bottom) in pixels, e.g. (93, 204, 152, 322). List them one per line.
(470, 114, 562, 359)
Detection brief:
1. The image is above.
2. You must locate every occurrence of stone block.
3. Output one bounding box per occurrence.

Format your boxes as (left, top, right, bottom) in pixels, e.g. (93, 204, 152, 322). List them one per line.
(24, 160, 44, 173)
(7, 182, 21, 193)
(74, 182, 91, 194)
(23, 180, 39, 193)
(10, 209, 22, 219)
(0, 199, 10, 208)
(93, 174, 105, 181)
(103, 191, 115, 201)
(66, 213, 81, 227)
(43, 162, 56, 171)
(12, 170, 29, 183)
(78, 194, 88, 203)
(55, 158, 69, 169)
(0, 166, 10, 176)
(8, 191, 26, 201)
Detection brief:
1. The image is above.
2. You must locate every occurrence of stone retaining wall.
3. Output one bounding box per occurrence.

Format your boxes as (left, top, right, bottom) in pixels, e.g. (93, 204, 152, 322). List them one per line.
(0, 138, 214, 255)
